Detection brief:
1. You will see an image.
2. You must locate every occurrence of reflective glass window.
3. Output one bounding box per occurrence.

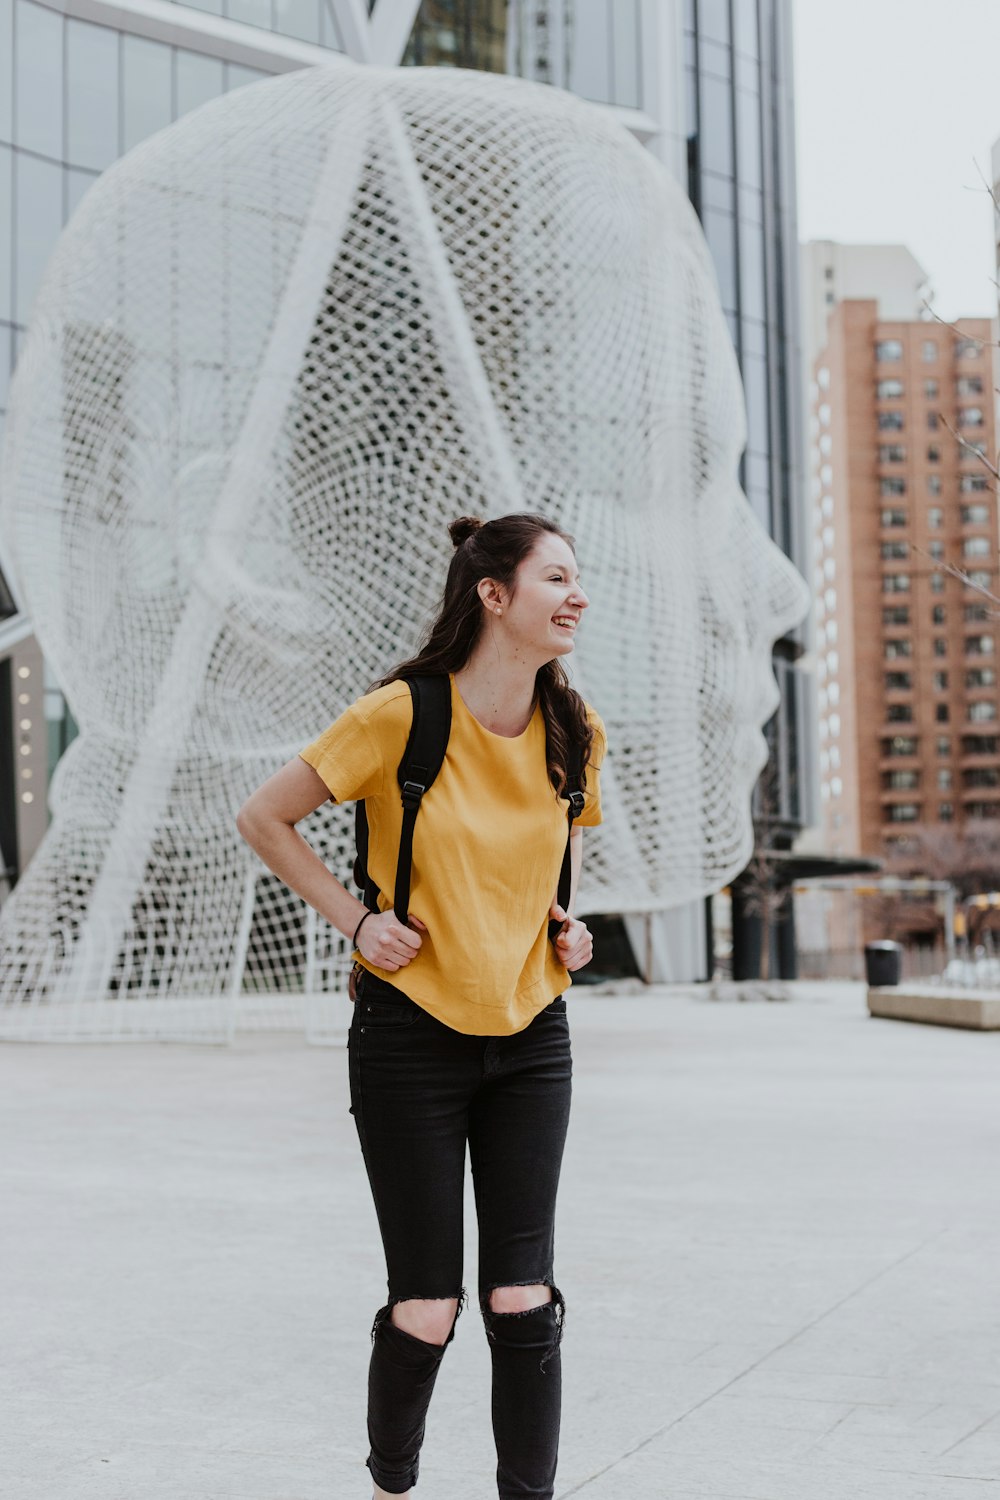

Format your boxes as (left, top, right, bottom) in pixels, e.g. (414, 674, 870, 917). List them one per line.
(743, 349, 769, 459)
(610, 0, 641, 108)
(177, 50, 225, 117)
(739, 218, 765, 322)
(122, 35, 172, 153)
(697, 0, 731, 45)
(15, 149, 62, 322)
(226, 63, 269, 90)
(0, 144, 10, 320)
(67, 19, 119, 171)
(567, 1, 612, 105)
(226, 0, 270, 30)
(733, 0, 759, 58)
(699, 72, 733, 177)
(0, 323, 12, 409)
(703, 205, 736, 312)
(319, 0, 344, 49)
(699, 37, 731, 79)
(735, 86, 761, 191)
(273, 0, 322, 44)
(0, 0, 13, 142)
(15, 0, 63, 160)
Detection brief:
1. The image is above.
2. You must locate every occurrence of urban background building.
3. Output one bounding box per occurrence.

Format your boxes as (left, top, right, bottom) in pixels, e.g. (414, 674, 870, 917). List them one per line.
(0, 0, 812, 983)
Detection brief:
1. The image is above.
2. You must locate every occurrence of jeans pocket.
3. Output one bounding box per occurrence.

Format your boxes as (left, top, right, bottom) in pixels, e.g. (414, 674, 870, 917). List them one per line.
(547, 995, 567, 1013)
(358, 973, 421, 1027)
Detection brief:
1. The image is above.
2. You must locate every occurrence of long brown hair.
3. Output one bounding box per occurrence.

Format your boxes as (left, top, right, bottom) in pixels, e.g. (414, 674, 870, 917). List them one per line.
(373, 513, 594, 797)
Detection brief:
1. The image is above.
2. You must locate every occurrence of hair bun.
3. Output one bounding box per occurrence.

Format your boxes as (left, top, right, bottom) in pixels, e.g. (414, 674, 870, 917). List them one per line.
(448, 515, 484, 549)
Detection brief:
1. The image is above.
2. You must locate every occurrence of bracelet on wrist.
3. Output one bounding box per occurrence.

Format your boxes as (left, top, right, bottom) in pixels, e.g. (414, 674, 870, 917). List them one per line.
(352, 909, 374, 946)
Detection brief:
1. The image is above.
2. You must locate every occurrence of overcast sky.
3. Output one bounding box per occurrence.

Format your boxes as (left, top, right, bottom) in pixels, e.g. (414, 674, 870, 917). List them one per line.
(792, 0, 1000, 323)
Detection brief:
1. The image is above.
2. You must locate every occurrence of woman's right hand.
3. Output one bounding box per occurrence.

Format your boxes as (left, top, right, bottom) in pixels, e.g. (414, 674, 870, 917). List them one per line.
(355, 911, 427, 971)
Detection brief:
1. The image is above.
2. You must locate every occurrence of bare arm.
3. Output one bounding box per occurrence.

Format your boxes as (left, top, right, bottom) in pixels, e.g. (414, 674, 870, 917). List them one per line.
(235, 757, 424, 970)
(235, 757, 368, 940)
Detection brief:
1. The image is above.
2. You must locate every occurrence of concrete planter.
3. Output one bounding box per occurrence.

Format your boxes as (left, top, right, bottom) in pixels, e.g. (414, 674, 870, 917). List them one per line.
(867, 985, 1000, 1030)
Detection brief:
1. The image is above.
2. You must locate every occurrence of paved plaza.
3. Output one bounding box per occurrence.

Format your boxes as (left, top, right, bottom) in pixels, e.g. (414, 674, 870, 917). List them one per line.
(3, 980, 999, 1500)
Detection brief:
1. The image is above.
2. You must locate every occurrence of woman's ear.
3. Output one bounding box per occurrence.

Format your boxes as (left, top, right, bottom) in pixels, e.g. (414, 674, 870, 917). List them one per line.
(477, 577, 505, 613)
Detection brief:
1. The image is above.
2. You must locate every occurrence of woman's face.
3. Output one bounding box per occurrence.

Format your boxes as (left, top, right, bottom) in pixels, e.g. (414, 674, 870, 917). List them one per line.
(496, 533, 590, 665)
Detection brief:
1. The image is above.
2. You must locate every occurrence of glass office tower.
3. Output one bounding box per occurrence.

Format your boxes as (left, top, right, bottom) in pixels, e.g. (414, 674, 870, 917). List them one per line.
(0, 0, 811, 982)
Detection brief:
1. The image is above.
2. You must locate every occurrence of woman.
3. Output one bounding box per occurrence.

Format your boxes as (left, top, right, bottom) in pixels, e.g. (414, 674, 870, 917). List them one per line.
(236, 512, 606, 1499)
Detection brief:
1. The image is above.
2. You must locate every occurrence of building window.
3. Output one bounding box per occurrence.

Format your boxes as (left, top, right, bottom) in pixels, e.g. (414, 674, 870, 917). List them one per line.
(960, 475, 990, 493)
(959, 440, 988, 460)
(881, 508, 907, 528)
(935, 703, 950, 722)
(963, 535, 991, 558)
(885, 639, 912, 658)
(879, 445, 906, 463)
(922, 340, 938, 361)
(965, 570, 992, 590)
(928, 445, 941, 462)
(886, 671, 912, 690)
(876, 339, 903, 361)
(966, 635, 995, 655)
(959, 407, 985, 428)
(888, 803, 919, 821)
(877, 379, 905, 399)
(928, 411, 940, 430)
(878, 411, 905, 431)
(883, 574, 910, 593)
(968, 701, 998, 722)
(939, 803, 954, 821)
(965, 603, 991, 622)
(887, 703, 913, 723)
(886, 770, 919, 790)
(934, 637, 947, 656)
(930, 572, 945, 593)
(957, 376, 984, 396)
(928, 507, 943, 528)
(929, 541, 945, 561)
(968, 803, 1000, 819)
(924, 379, 939, 398)
(884, 735, 918, 755)
(932, 605, 946, 624)
(880, 477, 906, 496)
(937, 736, 951, 756)
(938, 768, 953, 788)
(962, 734, 998, 754)
(882, 606, 909, 625)
(955, 337, 983, 359)
(927, 475, 942, 495)
(961, 504, 990, 525)
(881, 541, 908, 560)
(964, 767, 1000, 788)
(933, 671, 948, 691)
(966, 667, 997, 688)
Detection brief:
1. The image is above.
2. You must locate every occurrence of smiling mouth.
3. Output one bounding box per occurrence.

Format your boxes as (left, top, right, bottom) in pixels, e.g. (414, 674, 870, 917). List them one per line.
(553, 616, 578, 631)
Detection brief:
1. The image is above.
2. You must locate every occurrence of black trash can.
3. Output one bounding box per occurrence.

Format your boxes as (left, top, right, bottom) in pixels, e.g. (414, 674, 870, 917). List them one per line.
(864, 940, 902, 986)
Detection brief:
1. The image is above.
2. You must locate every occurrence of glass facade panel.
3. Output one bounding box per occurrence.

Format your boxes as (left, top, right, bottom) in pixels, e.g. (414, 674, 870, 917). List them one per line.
(698, 0, 731, 45)
(15, 0, 63, 160)
(0, 0, 12, 143)
(0, 145, 10, 321)
(0, 323, 11, 409)
(735, 84, 762, 191)
(568, 1, 612, 104)
(739, 209, 765, 322)
(273, 0, 322, 44)
(177, 50, 226, 117)
(733, 0, 759, 58)
(122, 35, 173, 153)
(15, 150, 62, 323)
(703, 205, 736, 312)
(177, 0, 223, 14)
(226, 62, 269, 90)
(67, 19, 120, 172)
(699, 71, 733, 177)
(226, 0, 271, 31)
(610, 0, 641, 109)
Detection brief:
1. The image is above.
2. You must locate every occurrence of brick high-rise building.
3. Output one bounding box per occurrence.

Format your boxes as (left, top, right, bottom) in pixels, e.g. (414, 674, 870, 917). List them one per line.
(811, 300, 1000, 859)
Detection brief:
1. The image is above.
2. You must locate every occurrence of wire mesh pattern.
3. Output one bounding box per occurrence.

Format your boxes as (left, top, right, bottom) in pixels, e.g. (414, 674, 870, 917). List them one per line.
(0, 58, 809, 1041)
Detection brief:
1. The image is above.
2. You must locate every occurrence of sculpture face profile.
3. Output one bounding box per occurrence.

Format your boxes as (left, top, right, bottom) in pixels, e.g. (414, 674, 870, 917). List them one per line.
(0, 59, 809, 1038)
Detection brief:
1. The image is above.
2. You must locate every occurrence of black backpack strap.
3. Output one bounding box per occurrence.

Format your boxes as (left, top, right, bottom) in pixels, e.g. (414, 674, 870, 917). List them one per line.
(393, 674, 452, 924)
(548, 740, 587, 943)
(352, 675, 452, 925)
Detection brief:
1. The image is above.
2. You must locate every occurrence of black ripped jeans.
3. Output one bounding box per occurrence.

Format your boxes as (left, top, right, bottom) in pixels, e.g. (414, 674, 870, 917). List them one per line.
(347, 967, 573, 1499)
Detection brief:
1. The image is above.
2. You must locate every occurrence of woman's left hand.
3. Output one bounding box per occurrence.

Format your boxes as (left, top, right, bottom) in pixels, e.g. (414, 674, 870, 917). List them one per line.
(549, 902, 593, 972)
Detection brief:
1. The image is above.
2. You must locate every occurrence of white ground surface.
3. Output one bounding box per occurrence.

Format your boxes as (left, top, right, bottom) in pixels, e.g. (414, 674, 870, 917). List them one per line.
(3, 980, 999, 1499)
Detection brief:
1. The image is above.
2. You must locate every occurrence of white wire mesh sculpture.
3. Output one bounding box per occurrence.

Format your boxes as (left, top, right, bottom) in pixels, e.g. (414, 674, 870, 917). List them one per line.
(0, 58, 810, 1041)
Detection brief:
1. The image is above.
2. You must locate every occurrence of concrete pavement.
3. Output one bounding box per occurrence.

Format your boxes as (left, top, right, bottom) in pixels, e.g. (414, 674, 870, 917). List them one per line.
(2, 980, 999, 1499)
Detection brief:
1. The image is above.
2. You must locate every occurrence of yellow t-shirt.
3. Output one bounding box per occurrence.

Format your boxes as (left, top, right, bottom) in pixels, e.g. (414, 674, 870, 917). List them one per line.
(298, 672, 606, 1035)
